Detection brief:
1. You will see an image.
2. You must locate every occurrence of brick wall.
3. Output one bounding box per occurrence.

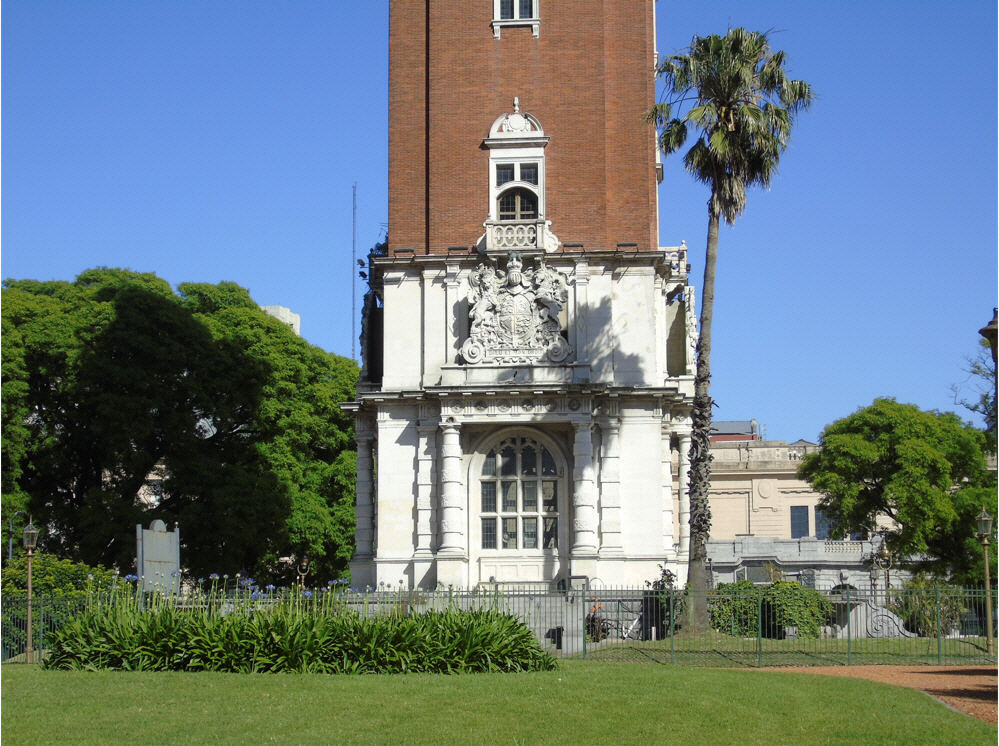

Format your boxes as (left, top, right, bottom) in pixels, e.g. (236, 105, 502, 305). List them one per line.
(388, 0, 658, 255)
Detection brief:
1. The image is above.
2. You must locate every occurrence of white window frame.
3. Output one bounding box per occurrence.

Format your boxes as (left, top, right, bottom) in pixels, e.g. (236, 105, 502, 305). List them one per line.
(491, 158, 543, 223)
(469, 432, 567, 557)
(492, 0, 540, 39)
(480, 101, 559, 254)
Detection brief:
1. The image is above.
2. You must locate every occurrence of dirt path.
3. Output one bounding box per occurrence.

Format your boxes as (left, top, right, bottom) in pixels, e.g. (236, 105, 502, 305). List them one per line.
(764, 665, 997, 724)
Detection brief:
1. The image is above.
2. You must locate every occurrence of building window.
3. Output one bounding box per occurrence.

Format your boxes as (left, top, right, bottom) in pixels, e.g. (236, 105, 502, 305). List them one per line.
(498, 188, 538, 221)
(496, 164, 515, 186)
(790, 506, 809, 539)
(480, 436, 558, 551)
(492, 0, 539, 38)
(481, 101, 558, 252)
(815, 507, 832, 540)
(495, 162, 537, 187)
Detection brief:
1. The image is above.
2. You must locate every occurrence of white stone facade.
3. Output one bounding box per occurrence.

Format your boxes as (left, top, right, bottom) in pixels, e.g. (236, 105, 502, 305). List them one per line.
(346, 247, 697, 589)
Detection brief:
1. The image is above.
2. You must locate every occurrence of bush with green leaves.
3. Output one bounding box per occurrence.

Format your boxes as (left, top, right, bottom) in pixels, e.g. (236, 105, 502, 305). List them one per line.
(43, 585, 558, 674)
(709, 580, 833, 639)
(1, 554, 115, 594)
(2, 555, 114, 659)
(888, 575, 966, 637)
(646, 564, 685, 634)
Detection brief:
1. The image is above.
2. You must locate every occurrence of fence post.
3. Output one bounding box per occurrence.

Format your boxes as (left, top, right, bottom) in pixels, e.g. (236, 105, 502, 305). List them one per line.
(39, 596, 45, 661)
(669, 592, 675, 665)
(581, 590, 587, 660)
(756, 586, 763, 668)
(936, 585, 942, 665)
(845, 586, 852, 666)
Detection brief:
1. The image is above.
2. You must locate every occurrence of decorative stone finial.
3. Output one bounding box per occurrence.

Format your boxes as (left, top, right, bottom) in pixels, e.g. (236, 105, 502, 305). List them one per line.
(513, 96, 520, 113)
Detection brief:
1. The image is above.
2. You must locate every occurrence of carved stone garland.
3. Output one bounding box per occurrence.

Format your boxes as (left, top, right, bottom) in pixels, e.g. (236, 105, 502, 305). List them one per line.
(460, 252, 572, 365)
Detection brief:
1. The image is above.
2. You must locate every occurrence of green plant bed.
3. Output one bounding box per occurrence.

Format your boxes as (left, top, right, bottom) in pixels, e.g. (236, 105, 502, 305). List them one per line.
(2, 662, 991, 744)
(44, 600, 557, 674)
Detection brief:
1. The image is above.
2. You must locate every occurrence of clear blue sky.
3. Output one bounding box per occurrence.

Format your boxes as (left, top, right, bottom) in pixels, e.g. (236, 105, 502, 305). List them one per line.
(3, 1, 996, 443)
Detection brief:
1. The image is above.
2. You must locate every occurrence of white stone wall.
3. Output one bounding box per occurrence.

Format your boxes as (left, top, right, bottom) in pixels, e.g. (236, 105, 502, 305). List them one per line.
(350, 249, 695, 589)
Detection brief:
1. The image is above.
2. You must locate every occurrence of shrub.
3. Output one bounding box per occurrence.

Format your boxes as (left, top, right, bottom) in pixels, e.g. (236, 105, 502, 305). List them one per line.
(889, 575, 965, 637)
(646, 564, 685, 634)
(43, 590, 558, 674)
(709, 580, 832, 639)
(709, 580, 760, 636)
(1, 555, 115, 595)
(763, 581, 833, 639)
(1, 555, 113, 660)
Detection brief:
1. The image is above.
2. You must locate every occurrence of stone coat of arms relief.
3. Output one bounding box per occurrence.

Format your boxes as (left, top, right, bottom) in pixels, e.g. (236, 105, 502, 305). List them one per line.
(460, 252, 573, 365)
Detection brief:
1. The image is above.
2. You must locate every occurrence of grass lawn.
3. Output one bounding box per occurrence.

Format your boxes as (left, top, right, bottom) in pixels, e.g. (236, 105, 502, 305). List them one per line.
(2, 662, 992, 745)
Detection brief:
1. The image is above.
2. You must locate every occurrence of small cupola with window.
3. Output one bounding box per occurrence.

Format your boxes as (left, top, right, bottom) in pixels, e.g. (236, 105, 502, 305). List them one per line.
(479, 98, 559, 257)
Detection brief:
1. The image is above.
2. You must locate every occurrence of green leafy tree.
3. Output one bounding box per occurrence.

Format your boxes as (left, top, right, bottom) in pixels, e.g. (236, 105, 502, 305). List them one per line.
(649, 28, 813, 627)
(3, 269, 358, 581)
(798, 398, 996, 584)
(952, 338, 997, 445)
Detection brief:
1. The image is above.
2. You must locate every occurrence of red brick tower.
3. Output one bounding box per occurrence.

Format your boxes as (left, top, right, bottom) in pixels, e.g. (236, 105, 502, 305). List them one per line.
(349, 2, 695, 591)
(388, 1, 660, 255)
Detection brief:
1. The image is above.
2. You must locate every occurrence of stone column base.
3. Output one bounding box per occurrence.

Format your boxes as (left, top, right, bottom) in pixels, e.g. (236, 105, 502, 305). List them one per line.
(349, 558, 376, 590)
(436, 554, 469, 589)
(411, 556, 437, 590)
(569, 555, 599, 584)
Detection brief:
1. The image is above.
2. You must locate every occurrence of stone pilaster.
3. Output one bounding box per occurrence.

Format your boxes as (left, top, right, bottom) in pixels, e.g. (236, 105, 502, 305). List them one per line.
(676, 425, 692, 557)
(571, 417, 598, 556)
(349, 426, 376, 588)
(598, 416, 623, 555)
(415, 421, 437, 557)
(353, 432, 375, 557)
(444, 262, 461, 363)
(661, 422, 675, 556)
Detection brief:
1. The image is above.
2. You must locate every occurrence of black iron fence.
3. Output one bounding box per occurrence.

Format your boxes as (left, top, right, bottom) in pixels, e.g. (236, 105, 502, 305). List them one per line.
(2, 584, 994, 667)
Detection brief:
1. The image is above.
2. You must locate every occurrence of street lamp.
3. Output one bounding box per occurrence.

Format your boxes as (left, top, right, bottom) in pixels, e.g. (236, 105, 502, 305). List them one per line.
(22, 518, 39, 664)
(978, 308, 997, 365)
(976, 507, 994, 658)
(874, 541, 892, 606)
(297, 555, 310, 591)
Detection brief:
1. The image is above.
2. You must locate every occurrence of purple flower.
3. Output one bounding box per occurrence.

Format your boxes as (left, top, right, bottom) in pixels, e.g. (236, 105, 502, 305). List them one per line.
(302, 590, 313, 599)
(250, 590, 261, 601)
(209, 573, 220, 580)
(265, 584, 276, 591)
(197, 577, 205, 584)
(124, 574, 138, 582)
(327, 580, 336, 587)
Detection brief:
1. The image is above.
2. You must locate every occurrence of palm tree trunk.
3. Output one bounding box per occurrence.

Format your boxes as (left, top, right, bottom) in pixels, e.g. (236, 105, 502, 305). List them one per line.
(684, 195, 719, 632)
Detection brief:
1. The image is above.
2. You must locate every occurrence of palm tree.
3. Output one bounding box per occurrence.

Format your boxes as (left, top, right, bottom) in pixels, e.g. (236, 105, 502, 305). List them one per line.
(650, 28, 812, 629)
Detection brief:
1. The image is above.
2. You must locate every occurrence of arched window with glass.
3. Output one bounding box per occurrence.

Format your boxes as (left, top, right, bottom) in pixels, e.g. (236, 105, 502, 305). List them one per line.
(497, 187, 538, 221)
(479, 435, 559, 551)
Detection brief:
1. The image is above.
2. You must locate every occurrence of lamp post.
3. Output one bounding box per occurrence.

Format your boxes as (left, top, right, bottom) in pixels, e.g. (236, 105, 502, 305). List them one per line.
(22, 518, 39, 664)
(297, 556, 310, 591)
(874, 542, 892, 606)
(978, 308, 997, 365)
(976, 507, 994, 658)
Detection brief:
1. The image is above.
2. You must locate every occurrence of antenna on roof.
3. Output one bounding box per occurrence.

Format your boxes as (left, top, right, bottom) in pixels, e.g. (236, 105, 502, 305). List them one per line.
(352, 182, 357, 362)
